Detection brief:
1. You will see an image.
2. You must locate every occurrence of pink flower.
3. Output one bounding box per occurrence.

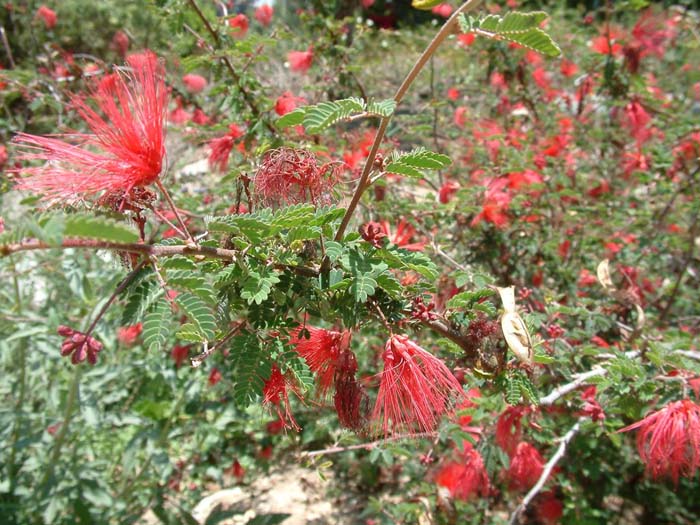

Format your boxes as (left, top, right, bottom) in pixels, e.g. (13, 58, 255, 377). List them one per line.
(182, 73, 207, 94)
(275, 91, 304, 116)
(228, 14, 249, 38)
(431, 4, 453, 18)
(111, 30, 130, 58)
(619, 399, 700, 483)
(36, 5, 57, 29)
(362, 0, 375, 7)
(208, 367, 222, 386)
(288, 47, 314, 73)
(208, 124, 244, 173)
(495, 406, 527, 456)
(13, 52, 167, 203)
(58, 325, 103, 365)
(438, 180, 459, 204)
(263, 364, 301, 431)
(508, 442, 545, 491)
(290, 326, 351, 396)
(254, 4, 273, 27)
(454, 106, 468, 127)
(372, 334, 464, 436)
(434, 442, 490, 500)
(117, 323, 142, 346)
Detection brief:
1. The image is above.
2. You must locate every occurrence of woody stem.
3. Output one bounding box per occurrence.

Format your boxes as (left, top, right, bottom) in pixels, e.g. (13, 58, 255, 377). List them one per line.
(334, 0, 482, 241)
(156, 179, 197, 245)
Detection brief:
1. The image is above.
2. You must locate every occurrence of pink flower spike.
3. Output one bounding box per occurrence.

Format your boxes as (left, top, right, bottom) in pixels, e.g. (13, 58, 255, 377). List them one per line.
(12, 51, 167, 204)
(372, 334, 464, 436)
(619, 399, 700, 483)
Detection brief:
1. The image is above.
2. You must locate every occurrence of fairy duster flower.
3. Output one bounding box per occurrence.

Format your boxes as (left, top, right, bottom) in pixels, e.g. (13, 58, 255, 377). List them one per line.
(434, 442, 490, 501)
(372, 334, 464, 436)
(619, 399, 700, 483)
(507, 441, 545, 491)
(290, 326, 351, 396)
(263, 364, 301, 431)
(13, 51, 167, 204)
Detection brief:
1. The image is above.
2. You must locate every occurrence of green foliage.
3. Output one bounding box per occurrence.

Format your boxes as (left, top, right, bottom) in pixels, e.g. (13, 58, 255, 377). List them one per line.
(460, 11, 561, 57)
(143, 299, 173, 351)
(384, 148, 452, 179)
(277, 97, 396, 133)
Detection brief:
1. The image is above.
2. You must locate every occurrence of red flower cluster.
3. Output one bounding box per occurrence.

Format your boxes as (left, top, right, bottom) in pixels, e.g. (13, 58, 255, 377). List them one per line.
(372, 335, 464, 436)
(619, 399, 700, 483)
(507, 441, 545, 491)
(263, 365, 301, 431)
(58, 325, 103, 365)
(13, 52, 167, 204)
(434, 442, 490, 501)
(253, 148, 340, 206)
(290, 326, 351, 396)
(208, 124, 244, 173)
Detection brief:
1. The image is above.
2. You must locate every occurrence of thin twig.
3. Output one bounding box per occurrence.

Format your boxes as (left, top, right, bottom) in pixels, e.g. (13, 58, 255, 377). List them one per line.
(507, 418, 584, 525)
(334, 0, 482, 241)
(156, 179, 197, 245)
(301, 432, 436, 458)
(191, 320, 245, 368)
(0, 26, 15, 68)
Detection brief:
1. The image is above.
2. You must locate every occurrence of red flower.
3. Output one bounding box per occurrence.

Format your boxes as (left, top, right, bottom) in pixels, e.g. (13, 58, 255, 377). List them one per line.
(360, 221, 387, 249)
(580, 386, 605, 422)
(288, 47, 314, 73)
(458, 33, 476, 46)
(495, 406, 527, 457)
(454, 106, 468, 127)
(58, 325, 103, 365)
(379, 219, 426, 251)
(253, 148, 340, 206)
(275, 91, 304, 116)
(208, 367, 222, 386)
(434, 442, 490, 500)
(560, 59, 578, 77)
(619, 399, 700, 483)
(508, 442, 545, 491)
(36, 5, 57, 29)
(228, 14, 249, 38)
(117, 323, 142, 346)
(254, 4, 273, 27)
(438, 180, 459, 204)
(590, 35, 622, 55)
(263, 364, 301, 431)
(171, 345, 190, 368)
(431, 4, 453, 18)
(111, 30, 130, 58)
(334, 350, 370, 431)
(182, 73, 207, 94)
(290, 326, 351, 396)
(372, 335, 464, 436)
(227, 459, 245, 480)
(535, 491, 564, 524)
(208, 124, 244, 173)
(13, 52, 167, 203)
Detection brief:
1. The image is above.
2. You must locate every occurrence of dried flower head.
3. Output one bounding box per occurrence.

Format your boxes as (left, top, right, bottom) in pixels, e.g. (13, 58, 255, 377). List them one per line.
(13, 52, 167, 205)
(334, 350, 370, 431)
(372, 334, 464, 436)
(254, 148, 340, 207)
(619, 399, 700, 483)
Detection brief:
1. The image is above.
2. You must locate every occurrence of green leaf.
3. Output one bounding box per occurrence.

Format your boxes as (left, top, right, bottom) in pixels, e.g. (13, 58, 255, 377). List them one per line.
(122, 280, 163, 325)
(175, 292, 217, 341)
(351, 273, 377, 303)
(366, 99, 397, 117)
(143, 299, 172, 352)
(63, 214, 140, 243)
(241, 267, 281, 305)
(470, 11, 561, 57)
(385, 149, 451, 179)
(276, 108, 306, 128)
(167, 270, 216, 305)
(230, 334, 270, 408)
(304, 97, 366, 134)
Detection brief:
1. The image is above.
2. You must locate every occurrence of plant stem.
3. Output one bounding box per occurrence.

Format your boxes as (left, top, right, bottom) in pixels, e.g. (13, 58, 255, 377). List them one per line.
(39, 366, 82, 495)
(7, 257, 26, 494)
(334, 0, 482, 241)
(155, 179, 197, 246)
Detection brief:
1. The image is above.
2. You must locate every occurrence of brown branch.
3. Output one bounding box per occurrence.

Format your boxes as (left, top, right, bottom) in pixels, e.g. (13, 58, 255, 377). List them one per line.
(191, 320, 245, 368)
(301, 432, 436, 458)
(334, 0, 482, 241)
